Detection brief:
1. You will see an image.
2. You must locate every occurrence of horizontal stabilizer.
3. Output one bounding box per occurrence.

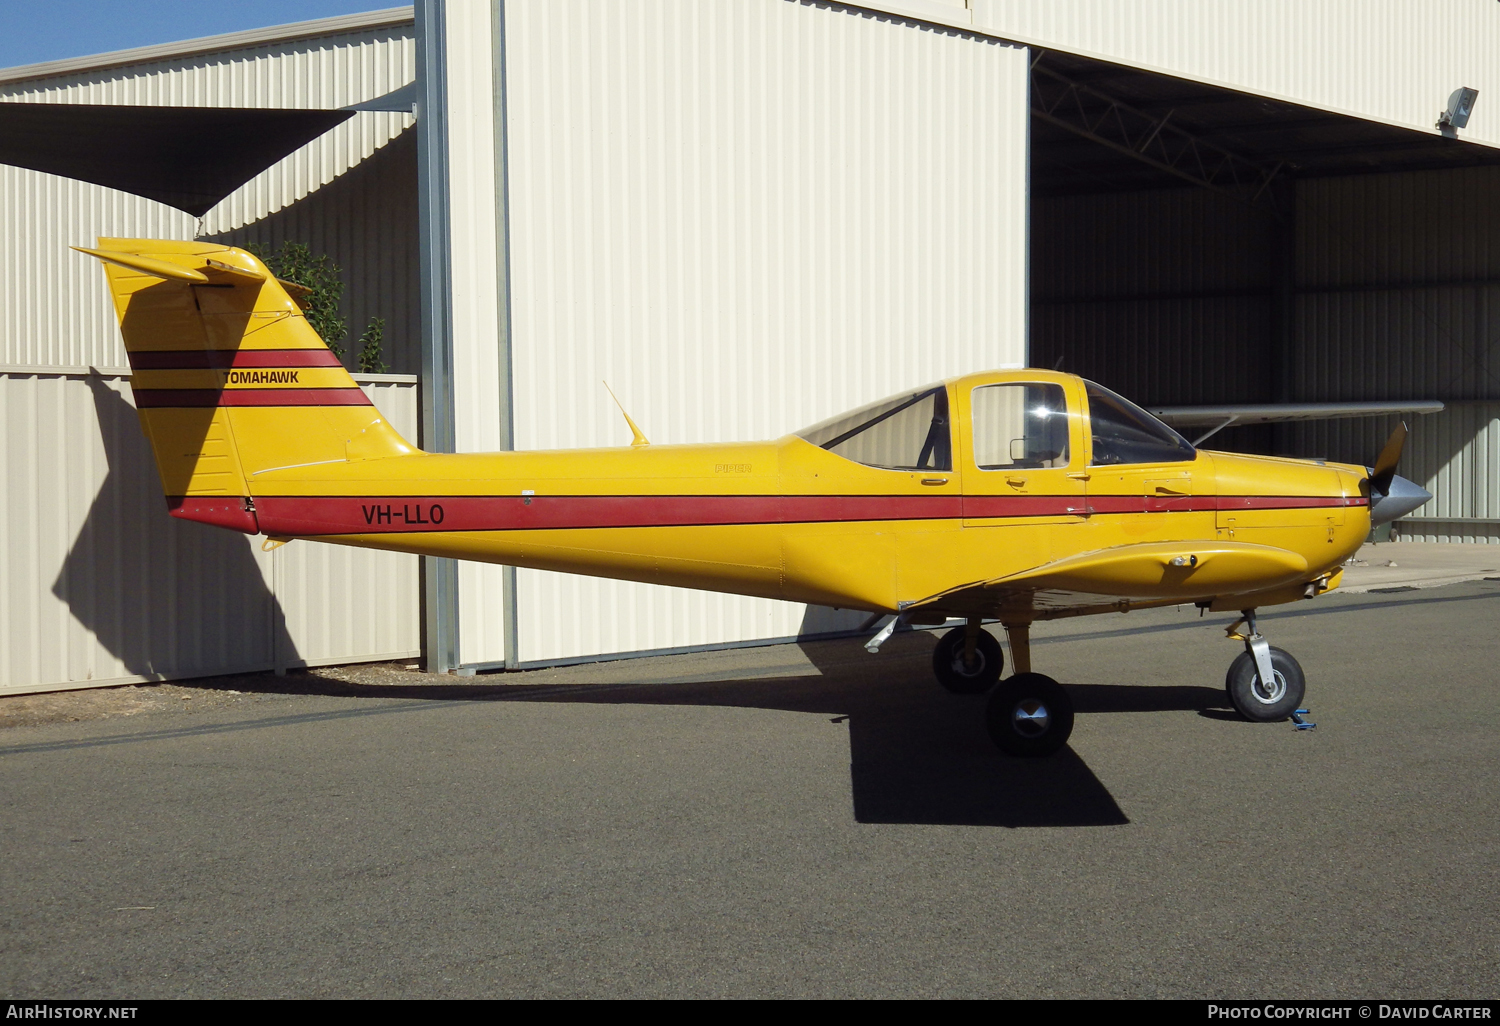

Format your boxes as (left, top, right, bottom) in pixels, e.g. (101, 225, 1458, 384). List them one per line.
(72, 246, 210, 282)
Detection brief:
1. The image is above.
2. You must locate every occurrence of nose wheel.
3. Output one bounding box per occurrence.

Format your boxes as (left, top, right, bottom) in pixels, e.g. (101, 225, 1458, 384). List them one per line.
(1224, 611, 1308, 723)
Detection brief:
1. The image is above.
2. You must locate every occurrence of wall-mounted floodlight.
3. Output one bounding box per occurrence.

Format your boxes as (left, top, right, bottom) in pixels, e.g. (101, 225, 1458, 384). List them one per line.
(1437, 87, 1478, 137)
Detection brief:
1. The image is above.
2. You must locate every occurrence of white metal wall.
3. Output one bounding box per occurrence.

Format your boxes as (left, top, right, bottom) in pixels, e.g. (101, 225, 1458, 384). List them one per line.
(0, 14, 426, 693)
(494, 0, 1030, 663)
(0, 16, 416, 370)
(1400, 403, 1500, 544)
(0, 374, 419, 696)
(434, 0, 512, 669)
(967, 0, 1500, 146)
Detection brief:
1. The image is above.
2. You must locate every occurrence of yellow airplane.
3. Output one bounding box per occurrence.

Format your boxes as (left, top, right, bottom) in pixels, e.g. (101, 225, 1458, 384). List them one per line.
(79, 239, 1434, 756)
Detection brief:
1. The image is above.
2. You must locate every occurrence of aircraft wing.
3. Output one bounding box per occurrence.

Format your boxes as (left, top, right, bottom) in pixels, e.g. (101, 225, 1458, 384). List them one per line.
(1148, 400, 1445, 445)
(911, 540, 1313, 620)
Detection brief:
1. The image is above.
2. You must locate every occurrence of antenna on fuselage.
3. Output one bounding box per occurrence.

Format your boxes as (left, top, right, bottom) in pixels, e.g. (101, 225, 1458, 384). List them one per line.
(603, 381, 651, 447)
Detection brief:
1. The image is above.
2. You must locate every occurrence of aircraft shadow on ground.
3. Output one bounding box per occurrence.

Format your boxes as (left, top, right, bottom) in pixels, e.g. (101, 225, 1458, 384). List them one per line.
(215, 633, 1234, 830)
(53, 378, 300, 678)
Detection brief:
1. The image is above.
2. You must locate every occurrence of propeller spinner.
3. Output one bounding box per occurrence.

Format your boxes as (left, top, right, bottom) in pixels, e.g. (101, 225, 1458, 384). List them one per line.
(1368, 422, 1432, 525)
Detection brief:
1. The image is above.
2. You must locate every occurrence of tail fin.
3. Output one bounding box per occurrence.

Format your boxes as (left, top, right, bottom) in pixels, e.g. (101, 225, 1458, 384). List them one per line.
(79, 238, 417, 533)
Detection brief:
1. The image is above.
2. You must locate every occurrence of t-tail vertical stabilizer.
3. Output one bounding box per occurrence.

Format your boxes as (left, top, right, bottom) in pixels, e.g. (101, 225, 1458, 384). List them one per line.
(77, 239, 416, 533)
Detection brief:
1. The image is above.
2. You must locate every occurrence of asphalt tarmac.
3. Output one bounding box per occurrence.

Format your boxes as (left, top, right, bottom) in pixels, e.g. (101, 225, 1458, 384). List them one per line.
(3, 581, 1499, 999)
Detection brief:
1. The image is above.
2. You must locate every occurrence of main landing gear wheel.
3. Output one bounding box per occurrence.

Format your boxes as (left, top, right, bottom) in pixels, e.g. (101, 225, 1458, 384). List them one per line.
(932, 626, 1004, 694)
(986, 673, 1075, 757)
(1225, 647, 1306, 723)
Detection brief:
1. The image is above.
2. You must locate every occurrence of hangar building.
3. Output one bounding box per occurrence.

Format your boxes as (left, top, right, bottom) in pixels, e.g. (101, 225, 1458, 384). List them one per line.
(3, 0, 1498, 692)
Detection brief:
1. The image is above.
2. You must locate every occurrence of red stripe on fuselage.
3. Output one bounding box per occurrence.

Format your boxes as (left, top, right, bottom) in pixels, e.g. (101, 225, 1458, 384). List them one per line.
(132, 387, 372, 408)
(254, 495, 965, 536)
(250, 493, 1366, 537)
(127, 349, 345, 370)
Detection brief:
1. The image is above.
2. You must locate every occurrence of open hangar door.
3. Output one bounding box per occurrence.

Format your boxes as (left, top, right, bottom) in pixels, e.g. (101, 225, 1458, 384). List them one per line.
(1027, 50, 1500, 543)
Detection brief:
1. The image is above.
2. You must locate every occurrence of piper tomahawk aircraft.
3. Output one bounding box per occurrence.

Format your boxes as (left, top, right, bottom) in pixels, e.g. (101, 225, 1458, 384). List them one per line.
(81, 239, 1435, 756)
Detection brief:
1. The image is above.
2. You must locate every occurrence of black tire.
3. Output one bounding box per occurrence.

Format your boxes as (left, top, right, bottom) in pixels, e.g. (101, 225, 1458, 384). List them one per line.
(1225, 647, 1306, 723)
(931, 627, 1004, 694)
(985, 673, 1075, 757)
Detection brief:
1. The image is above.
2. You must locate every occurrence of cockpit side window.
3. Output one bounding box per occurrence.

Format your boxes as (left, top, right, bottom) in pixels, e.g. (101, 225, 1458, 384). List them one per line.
(795, 386, 952, 472)
(1085, 380, 1196, 466)
(971, 383, 1070, 470)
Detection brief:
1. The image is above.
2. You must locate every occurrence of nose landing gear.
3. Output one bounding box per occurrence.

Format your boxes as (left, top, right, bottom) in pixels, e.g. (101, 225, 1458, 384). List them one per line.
(1224, 610, 1308, 724)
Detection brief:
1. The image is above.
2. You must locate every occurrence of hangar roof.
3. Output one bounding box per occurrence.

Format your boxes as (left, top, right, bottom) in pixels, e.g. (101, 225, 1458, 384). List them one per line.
(1031, 49, 1500, 199)
(0, 7, 413, 86)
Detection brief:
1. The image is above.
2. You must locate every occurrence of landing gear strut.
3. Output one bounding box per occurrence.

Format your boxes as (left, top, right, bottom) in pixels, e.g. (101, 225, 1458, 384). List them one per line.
(931, 618, 1004, 694)
(1224, 610, 1308, 724)
(926, 619, 1075, 755)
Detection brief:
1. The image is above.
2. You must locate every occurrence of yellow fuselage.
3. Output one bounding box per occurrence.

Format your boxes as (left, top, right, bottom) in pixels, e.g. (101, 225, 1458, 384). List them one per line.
(248, 424, 1368, 619)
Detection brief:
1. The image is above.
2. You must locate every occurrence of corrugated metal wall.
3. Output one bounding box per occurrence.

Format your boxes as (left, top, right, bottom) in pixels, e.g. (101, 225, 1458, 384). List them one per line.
(1031, 187, 1275, 406)
(442, 0, 511, 670)
(1400, 403, 1500, 542)
(970, 0, 1500, 146)
(1286, 167, 1500, 542)
(497, 0, 1030, 664)
(0, 21, 416, 233)
(1034, 165, 1500, 543)
(0, 16, 417, 371)
(0, 374, 419, 696)
(1294, 169, 1500, 403)
(0, 14, 425, 692)
(208, 128, 421, 375)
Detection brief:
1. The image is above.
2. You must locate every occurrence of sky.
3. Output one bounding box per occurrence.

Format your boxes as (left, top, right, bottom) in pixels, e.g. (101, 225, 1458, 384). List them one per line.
(0, 1, 394, 70)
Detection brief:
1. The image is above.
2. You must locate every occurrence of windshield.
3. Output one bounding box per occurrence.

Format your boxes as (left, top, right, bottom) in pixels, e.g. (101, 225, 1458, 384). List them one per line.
(796, 386, 952, 472)
(1085, 381, 1196, 466)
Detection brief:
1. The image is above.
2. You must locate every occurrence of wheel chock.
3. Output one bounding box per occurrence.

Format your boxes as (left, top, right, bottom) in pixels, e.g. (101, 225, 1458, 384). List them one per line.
(1289, 708, 1316, 730)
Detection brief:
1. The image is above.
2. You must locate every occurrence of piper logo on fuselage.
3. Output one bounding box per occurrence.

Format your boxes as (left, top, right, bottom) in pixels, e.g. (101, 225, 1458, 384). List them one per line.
(361, 503, 445, 526)
(225, 370, 300, 385)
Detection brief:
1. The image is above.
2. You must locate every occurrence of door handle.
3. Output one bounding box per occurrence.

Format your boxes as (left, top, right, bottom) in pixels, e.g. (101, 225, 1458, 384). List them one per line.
(1005, 476, 1027, 488)
(920, 478, 948, 486)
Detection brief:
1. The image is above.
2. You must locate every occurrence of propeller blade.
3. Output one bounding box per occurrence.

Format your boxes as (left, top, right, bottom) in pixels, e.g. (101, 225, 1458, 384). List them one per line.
(1369, 422, 1408, 496)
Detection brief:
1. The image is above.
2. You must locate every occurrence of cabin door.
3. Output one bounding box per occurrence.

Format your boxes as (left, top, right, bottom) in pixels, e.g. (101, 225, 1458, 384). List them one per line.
(959, 380, 1088, 580)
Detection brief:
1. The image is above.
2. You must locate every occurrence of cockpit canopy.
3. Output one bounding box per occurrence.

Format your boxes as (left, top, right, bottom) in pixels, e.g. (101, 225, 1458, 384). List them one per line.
(795, 374, 1195, 472)
(795, 385, 952, 472)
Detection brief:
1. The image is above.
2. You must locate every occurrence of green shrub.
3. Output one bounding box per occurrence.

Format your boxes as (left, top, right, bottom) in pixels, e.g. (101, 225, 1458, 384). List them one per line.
(246, 241, 348, 358)
(356, 317, 387, 374)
